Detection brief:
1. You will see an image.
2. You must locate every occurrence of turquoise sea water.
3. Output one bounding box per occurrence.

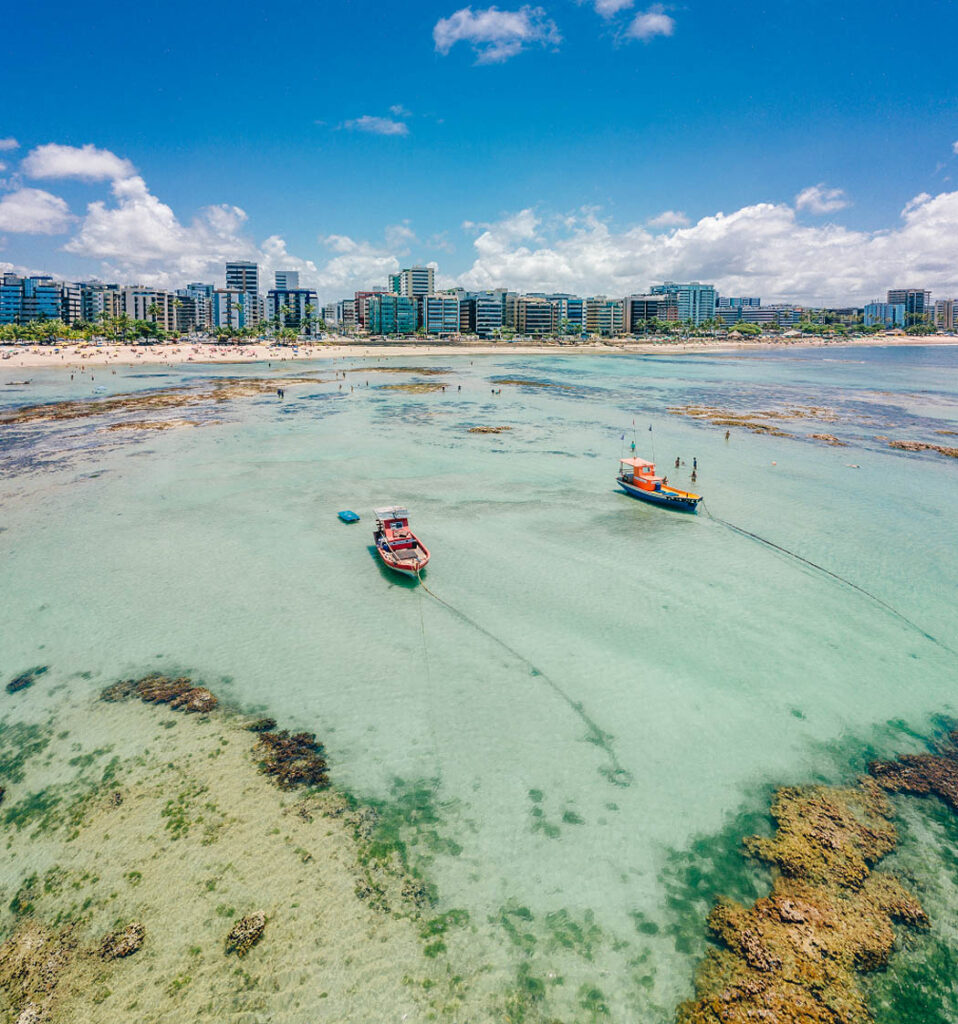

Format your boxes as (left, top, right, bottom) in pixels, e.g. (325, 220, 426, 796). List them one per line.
(1, 345, 957, 1019)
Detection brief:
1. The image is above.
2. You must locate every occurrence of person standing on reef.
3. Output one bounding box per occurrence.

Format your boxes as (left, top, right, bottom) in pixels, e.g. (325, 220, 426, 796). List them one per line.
(675, 457, 680, 469)
(725, 430, 730, 441)
(693, 457, 697, 471)
(691, 470, 697, 483)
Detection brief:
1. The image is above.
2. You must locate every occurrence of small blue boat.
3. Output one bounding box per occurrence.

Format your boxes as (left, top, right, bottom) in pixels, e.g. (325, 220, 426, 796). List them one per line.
(338, 510, 360, 523)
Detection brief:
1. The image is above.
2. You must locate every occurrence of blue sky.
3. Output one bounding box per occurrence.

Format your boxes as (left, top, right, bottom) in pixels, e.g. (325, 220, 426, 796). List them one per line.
(2, 0, 958, 304)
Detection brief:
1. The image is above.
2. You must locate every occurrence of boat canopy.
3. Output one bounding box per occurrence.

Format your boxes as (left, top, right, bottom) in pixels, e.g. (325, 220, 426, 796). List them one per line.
(619, 458, 655, 472)
(374, 506, 408, 521)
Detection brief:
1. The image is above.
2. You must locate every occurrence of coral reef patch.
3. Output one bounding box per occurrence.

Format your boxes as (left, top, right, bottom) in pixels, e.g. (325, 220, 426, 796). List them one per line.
(254, 729, 330, 790)
(100, 674, 217, 714)
(224, 912, 266, 957)
(676, 781, 928, 1024)
(468, 425, 512, 434)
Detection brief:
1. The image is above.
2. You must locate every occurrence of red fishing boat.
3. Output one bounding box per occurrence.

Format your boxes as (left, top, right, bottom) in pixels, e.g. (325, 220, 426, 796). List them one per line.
(617, 457, 702, 512)
(373, 506, 431, 578)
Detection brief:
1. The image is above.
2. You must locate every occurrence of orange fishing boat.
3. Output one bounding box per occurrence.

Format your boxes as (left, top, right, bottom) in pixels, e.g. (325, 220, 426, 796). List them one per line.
(617, 458, 702, 512)
(373, 506, 430, 578)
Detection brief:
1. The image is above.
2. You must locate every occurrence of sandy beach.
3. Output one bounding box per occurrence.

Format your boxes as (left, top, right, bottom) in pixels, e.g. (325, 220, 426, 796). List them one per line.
(2, 334, 956, 369)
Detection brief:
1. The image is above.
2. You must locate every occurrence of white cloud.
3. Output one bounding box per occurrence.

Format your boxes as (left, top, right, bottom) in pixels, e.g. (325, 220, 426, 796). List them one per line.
(952, 140, 958, 155)
(314, 233, 400, 295)
(63, 174, 253, 285)
(389, 104, 412, 117)
(647, 209, 689, 228)
(453, 192, 958, 306)
(0, 162, 5, 173)
(0, 138, 19, 152)
(22, 143, 136, 182)
(625, 4, 674, 41)
(592, 0, 634, 17)
(433, 6, 561, 63)
(343, 115, 409, 136)
(794, 183, 850, 214)
(0, 188, 74, 234)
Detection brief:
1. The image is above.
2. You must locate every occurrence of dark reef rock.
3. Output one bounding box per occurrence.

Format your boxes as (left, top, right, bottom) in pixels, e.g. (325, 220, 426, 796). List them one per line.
(254, 729, 330, 790)
(6, 667, 48, 694)
(98, 921, 145, 960)
(100, 674, 217, 714)
(225, 911, 266, 956)
(246, 717, 277, 733)
(869, 731, 958, 812)
(676, 782, 927, 1024)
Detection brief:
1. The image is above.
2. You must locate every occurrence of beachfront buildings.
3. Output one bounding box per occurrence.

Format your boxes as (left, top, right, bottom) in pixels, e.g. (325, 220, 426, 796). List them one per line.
(421, 294, 460, 335)
(212, 289, 261, 330)
(627, 294, 679, 331)
(353, 288, 387, 329)
(715, 303, 803, 327)
(934, 299, 956, 332)
(887, 288, 931, 325)
(274, 270, 300, 290)
(460, 294, 504, 337)
(0, 275, 63, 324)
(650, 282, 717, 325)
(586, 297, 626, 336)
(864, 302, 906, 328)
(267, 287, 320, 334)
(389, 266, 435, 298)
(366, 293, 418, 335)
(225, 261, 259, 295)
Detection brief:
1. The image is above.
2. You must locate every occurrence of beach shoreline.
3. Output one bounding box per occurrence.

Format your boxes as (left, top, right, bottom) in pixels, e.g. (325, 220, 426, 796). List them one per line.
(2, 334, 957, 369)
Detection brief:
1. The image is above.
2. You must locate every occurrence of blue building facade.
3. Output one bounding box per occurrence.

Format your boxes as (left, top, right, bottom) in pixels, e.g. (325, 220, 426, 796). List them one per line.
(0, 275, 63, 324)
(864, 302, 905, 328)
(366, 293, 418, 335)
(650, 282, 717, 324)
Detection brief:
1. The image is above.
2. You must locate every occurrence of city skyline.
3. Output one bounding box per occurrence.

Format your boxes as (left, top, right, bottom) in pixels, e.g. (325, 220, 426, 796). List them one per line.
(2, 1, 958, 303)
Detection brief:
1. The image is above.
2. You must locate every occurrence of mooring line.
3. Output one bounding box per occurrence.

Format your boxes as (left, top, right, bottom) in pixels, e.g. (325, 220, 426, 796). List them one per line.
(701, 501, 954, 656)
(416, 571, 632, 787)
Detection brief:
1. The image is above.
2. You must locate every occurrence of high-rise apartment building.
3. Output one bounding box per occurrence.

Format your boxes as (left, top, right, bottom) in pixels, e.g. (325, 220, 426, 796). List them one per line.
(515, 296, 557, 336)
(650, 282, 717, 325)
(367, 294, 418, 335)
(225, 261, 259, 295)
(390, 266, 435, 297)
(585, 297, 626, 337)
(934, 299, 956, 332)
(275, 270, 300, 290)
(716, 304, 803, 328)
(421, 294, 460, 335)
(717, 296, 761, 309)
(886, 288, 931, 323)
(353, 288, 387, 328)
(460, 294, 504, 337)
(864, 302, 906, 328)
(267, 288, 320, 334)
(627, 294, 679, 331)
(212, 289, 260, 330)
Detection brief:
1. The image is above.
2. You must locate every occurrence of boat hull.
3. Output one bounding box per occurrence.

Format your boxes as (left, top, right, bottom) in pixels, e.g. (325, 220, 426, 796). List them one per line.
(374, 536, 430, 579)
(617, 477, 701, 513)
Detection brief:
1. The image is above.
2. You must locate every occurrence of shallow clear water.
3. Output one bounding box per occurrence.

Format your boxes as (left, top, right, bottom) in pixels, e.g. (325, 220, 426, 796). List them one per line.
(2, 345, 957, 1019)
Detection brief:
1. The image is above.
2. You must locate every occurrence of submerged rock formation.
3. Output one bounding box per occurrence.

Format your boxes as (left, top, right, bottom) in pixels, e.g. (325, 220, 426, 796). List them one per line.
(98, 922, 145, 961)
(6, 667, 48, 694)
(869, 727, 958, 812)
(254, 729, 330, 790)
(100, 674, 217, 714)
(677, 782, 927, 1024)
(468, 425, 512, 434)
(224, 912, 266, 956)
(888, 440, 958, 459)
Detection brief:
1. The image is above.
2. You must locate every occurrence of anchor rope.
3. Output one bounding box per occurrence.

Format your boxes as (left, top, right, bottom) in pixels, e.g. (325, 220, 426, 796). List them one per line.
(416, 570, 632, 787)
(700, 501, 954, 656)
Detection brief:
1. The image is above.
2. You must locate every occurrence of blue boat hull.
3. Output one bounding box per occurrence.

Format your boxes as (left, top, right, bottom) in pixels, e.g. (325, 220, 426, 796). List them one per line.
(617, 478, 700, 513)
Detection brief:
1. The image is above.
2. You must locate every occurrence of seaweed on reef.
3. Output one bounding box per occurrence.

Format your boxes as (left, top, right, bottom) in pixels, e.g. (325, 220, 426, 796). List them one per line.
(6, 666, 48, 694)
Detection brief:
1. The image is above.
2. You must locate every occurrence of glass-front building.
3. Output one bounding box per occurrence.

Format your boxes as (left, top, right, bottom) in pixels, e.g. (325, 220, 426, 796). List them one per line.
(367, 294, 418, 335)
(864, 302, 906, 328)
(650, 282, 717, 324)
